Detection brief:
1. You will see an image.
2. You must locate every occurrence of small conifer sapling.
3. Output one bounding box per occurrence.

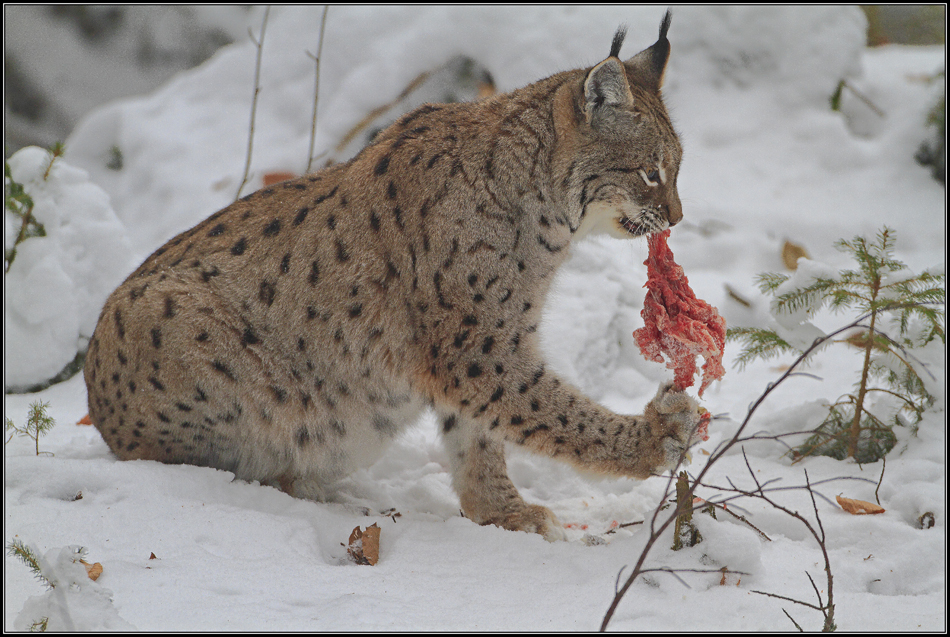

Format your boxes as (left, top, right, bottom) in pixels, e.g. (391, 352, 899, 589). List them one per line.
(6, 401, 56, 456)
(728, 227, 945, 463)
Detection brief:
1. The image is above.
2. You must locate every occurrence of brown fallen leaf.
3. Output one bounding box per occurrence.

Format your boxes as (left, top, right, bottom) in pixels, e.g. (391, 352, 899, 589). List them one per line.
(836, 495, 885, 515)
(81, 560, 103, 581)
(77, 414, 93, 426)
(262, 171, 297, 187)
(347, 523, 381, 565)
(782, 240, 810, 270)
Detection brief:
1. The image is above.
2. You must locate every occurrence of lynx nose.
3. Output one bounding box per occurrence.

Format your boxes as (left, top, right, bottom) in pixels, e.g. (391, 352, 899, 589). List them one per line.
(664, 196, 683, 226)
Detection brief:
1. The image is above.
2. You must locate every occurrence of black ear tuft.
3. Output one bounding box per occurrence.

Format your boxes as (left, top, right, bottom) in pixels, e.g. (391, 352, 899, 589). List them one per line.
(609, 25, 627, 59)
(619, 10, 672, 94)
(658, 9, 672, 42)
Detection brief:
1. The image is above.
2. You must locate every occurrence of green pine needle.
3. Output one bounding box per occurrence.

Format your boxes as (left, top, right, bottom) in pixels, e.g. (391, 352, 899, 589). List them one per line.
(727, 327, 798, 370)
(728, 226, 945, 463)
(6, 401, 56, 456)
(4, 155, 48, 272)
(6, 540, 53, 590)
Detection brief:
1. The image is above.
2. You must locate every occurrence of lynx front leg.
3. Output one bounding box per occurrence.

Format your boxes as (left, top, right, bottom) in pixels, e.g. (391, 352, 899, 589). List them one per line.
(520, 375, 701, 478)
(438, 347, 703, 480)
(495, 369, 702, 479)
(439, 412, 567, 542)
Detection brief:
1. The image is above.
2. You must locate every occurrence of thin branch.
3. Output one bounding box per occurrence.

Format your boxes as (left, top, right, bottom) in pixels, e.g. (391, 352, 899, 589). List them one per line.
(638, 566, 750, 589)
(306, 6, 330, 173)
(784, 371, 825, 382)
(613, 566, 627, 595)
(738, 460, 836, 631)
(840, 79, 886, 117)
(869, 328, 939, 382)
(751, 588, 825, 612)
(700, 500, 771, 542)
(782, 608, 805, 632)
(601, 316, 870, 630)
(236, 6, 271, 200)
(806, 571, 825, 611)
(705, 472, 873, 511)
(874, 456, 885, 506)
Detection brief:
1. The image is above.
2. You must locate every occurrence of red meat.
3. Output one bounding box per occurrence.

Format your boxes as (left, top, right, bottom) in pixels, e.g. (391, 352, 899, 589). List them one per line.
(633, 229, 726, 398)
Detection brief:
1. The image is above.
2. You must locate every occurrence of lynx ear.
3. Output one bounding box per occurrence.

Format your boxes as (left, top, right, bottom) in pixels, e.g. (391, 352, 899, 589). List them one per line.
(583, 57, 634, 123)
(624, 9, 672, 93)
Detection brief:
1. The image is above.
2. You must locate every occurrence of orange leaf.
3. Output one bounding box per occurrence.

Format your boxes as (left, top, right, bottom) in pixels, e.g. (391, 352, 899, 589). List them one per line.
(347, 523, 381, 565)
(262, 172, 297, 187)
(81, 560, 103, 581)
(836, 495, 885, 515)
(782, 240, 810, 270)
(77, 414, 93, 426)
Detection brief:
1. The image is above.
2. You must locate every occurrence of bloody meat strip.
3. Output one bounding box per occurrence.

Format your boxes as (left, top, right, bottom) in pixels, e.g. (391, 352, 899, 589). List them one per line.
(633, 229, 726, 400)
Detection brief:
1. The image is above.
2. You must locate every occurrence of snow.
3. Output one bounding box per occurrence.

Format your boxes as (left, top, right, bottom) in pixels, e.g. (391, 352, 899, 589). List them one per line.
(12, 545, 135, 632)
(5, 5, 946, 631)
(4, 147, 135, 389)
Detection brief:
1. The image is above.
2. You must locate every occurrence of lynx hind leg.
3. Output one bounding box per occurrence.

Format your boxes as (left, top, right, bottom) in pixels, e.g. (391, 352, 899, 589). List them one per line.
(439, 411, 567, 542)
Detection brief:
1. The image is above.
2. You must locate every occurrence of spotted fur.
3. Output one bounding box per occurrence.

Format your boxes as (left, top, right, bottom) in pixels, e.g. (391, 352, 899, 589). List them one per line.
(85, 11, 700, 541)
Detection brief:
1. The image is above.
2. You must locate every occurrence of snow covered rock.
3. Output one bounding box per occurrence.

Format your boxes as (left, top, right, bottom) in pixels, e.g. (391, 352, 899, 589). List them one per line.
(4, 146, 134, 391)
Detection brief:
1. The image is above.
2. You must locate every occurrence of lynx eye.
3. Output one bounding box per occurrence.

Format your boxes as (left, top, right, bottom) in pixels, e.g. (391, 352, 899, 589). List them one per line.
(639, 168, 661, 187)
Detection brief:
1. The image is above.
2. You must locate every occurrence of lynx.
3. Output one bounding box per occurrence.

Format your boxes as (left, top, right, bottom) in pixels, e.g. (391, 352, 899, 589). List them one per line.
(85, 11, 701, 541)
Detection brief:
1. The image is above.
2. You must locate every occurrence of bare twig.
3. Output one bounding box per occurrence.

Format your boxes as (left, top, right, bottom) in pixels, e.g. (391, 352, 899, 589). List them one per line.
(754, 588, 825, 612)
(614, 564, 748, 597)
(875, 455, 885, 506)
(600, 316, 873, 631)
(707, 473, 874, 510)
(743, 463, 837, 632)
(613, 566, 627, 595)
(306, 6, 330, 173)
(43, 142, 65, 181)
(236, 6, 271, 200)
(782, 608, 805, 632)
(841, 80, 886, 118)
(640, 566, 750, 589)
(700, 500, 771, 542)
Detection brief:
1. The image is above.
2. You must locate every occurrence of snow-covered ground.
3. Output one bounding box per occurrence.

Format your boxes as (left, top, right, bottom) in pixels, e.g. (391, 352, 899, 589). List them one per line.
(5, 6, 945, 631)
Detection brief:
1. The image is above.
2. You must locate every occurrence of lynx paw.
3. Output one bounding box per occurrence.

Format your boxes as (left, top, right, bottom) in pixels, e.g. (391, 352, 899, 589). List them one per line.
(648, 382, 703, 473)
(482, 503, 567, 542)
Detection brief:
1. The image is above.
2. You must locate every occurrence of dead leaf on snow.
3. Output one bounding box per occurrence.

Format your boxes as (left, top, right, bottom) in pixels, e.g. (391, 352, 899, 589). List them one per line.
(347, 523, 381, 565)
(262, 171, 297, 187)
(81, 560, 103, 581)
(782, 240, 810, 270)
(836, 495, 885, 515)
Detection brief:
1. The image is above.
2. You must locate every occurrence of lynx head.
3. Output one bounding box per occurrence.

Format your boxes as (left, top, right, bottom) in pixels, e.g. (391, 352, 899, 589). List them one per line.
(553, 10, 683, 239)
